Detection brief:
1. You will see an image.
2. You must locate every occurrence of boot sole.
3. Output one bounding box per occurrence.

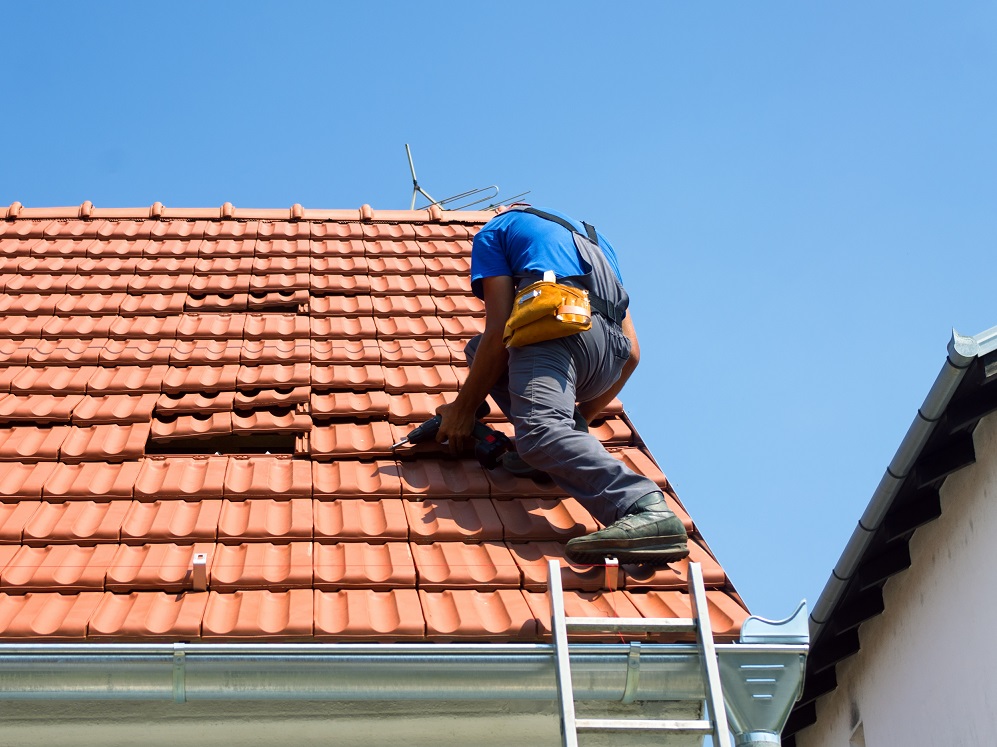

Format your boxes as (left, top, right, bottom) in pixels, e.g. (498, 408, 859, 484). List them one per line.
(565, 537, 690, 566)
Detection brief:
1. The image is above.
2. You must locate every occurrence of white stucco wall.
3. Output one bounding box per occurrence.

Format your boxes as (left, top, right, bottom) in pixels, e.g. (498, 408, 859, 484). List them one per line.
(796, 411, 997, 747)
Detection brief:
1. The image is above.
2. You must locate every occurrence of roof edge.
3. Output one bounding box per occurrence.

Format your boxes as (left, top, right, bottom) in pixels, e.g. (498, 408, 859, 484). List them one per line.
(2, 202, 498, 224)
(810, 327, 989, 631)
(787, 324, 996, 743)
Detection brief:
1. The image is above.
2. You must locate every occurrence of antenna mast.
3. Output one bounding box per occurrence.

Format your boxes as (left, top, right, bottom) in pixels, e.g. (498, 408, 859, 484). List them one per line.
(405, 144, 527, 211)
(406, 144, 439, 210)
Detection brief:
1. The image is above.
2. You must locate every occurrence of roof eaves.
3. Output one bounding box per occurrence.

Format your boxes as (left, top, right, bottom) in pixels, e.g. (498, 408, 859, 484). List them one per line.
(784, 323, 997, 743)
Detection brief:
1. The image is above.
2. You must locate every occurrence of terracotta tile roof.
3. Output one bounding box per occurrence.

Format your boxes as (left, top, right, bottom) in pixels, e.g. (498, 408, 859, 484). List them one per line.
(0, 202, 748, 643)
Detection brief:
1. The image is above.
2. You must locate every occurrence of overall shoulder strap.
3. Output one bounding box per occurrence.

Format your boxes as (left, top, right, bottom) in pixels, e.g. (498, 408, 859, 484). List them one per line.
(519, 207, 600, 246)
(516, 208, 626, 325)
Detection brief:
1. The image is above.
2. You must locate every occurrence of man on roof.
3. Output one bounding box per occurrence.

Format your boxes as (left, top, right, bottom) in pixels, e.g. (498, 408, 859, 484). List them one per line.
(435, 205, 690, 564)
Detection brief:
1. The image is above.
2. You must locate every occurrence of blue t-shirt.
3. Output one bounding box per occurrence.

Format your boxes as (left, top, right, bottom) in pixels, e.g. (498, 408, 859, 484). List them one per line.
(470, 207, 624, 299)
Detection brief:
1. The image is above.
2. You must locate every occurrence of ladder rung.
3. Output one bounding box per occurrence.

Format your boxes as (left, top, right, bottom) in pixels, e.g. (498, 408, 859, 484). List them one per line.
(564, 616, 696, 634)
(575, 718, 714, 734)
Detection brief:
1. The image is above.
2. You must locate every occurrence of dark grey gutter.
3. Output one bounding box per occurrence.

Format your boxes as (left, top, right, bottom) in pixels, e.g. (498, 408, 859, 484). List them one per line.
(808, 328, 994, 633)
(785, 324, 997, 743)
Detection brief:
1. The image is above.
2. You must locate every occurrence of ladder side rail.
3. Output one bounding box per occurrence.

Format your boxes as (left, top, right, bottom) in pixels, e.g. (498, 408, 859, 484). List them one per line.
(689, 562, 733, 747)
(547, 559, 579, 747)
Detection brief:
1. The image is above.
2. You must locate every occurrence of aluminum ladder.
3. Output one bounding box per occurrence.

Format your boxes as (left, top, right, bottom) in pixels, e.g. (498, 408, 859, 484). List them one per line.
(547, 558, 732, 747)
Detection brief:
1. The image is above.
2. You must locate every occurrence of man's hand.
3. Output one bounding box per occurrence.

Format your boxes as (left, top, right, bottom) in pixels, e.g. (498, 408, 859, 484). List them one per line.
(435, 400, 478, 454)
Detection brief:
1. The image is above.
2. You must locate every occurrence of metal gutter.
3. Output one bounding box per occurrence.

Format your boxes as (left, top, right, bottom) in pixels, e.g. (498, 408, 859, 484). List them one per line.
(0, 642, 806, 703)
(809, 325, 997, 637)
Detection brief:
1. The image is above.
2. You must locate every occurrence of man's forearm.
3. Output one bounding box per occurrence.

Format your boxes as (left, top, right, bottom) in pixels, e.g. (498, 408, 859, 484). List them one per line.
(453, 329, 508, 414)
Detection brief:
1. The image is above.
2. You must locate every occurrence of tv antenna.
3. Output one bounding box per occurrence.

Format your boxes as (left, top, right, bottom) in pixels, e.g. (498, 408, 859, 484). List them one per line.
(405, 144, 529, 211)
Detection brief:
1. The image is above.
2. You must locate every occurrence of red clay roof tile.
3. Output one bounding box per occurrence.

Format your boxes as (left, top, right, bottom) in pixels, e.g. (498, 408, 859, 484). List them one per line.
(310, 391, 391, 419)
(217, 499, 312, 541)
(0, 289, 49, 318)
(508, 542, 618, 592)
(382, 365, 460, 393)
(313, 499, 409, 542)
(525, 590, 643, 640)
(313, 589, 424, 640)
(309, 422, 396, 458)
(0, 426, 70, 462)
(0, 462, 59, 499)
(134, 457, 228, 500)
(59, 423, 150, 463)
(0, 394, 84, 423)
(120, 292, 186, 316)
(311, 274, 371, 295)
(231, 408, 311, 434)
(624, 590, 749, 640)
(491, 497, 598, 542)
(240, 338, 310, 364)
(106, 542, 214, 592)
(412, 541, 520, 591)
(150, 412, 232, 441)
(120, 500, 222, 544)
(155, 391, 235, 414)
(399, 460, 491, 499)
(380, 338, 453, 364)
(23, 500, 130, 545)
(170, 339, 244, 366)
(1, 544, 117, 592)
(234, 386, 309, 409)
(404, 499, 504, 543)
(421, 589, 536, 641)
(210, 542, 313, 591)
(43, 461, 143, 500)
(71, 394, 158, 425)
(201, 589, 313, 639)
(312, 460, 401, 498)
(86, 365, 167, 394)
(310, 363, 385, 390)
(28, 337, 108, 365)
(88, 591, 208, 640)
(310, 316, 378, 339)
(313, 542, 415, 590)
(161, 364, 239, 392)
(310, 339, 380, 364)
(222, 456, 311, 499)
(0, 591, 104, 639)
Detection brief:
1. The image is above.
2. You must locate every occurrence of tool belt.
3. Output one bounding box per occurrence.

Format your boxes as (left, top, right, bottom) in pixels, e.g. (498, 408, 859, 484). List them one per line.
(503, 274, 592, 348)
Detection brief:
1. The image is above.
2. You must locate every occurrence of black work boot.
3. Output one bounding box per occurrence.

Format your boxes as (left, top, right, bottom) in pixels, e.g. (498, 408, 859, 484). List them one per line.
(564, 492, 690, 565)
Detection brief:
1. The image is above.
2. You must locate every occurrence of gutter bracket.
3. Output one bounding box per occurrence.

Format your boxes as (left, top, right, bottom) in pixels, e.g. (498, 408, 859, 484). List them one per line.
(173, 643, 187, 704)
(620, 641, 641, 704)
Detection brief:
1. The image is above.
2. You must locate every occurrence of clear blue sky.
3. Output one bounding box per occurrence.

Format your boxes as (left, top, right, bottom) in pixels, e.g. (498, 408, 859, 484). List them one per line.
(4, 2, 996, 619)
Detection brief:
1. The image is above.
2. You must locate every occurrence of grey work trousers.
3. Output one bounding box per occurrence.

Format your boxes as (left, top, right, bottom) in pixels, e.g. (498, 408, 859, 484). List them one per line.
(465, 315, 660, 526)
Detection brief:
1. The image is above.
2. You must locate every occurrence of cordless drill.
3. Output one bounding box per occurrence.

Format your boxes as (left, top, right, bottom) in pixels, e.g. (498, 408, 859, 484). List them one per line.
(391, 415, 513, 469)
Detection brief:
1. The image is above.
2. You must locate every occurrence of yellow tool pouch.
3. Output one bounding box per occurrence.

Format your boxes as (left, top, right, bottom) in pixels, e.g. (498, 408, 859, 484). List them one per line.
(503, 277, 592, 348)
